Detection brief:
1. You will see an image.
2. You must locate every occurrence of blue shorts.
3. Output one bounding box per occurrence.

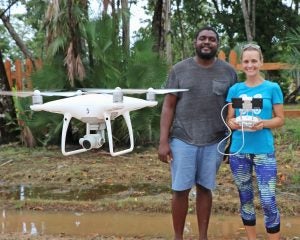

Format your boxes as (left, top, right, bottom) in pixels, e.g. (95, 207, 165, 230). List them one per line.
(170, 138, 225, 191)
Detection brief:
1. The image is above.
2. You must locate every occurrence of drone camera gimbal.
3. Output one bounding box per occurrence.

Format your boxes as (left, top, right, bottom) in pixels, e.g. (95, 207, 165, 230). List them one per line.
(79, 133, 105, 150)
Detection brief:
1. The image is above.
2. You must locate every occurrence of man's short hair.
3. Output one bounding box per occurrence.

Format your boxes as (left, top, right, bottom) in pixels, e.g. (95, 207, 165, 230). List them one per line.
(194, 26, 219, 42)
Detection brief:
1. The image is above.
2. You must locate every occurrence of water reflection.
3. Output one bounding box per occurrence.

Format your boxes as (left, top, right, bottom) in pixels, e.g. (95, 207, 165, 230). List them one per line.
(1, 209, 299, 239)
(22, 222, 26, 234)
(30, 222, 38, 235)
(2, 183, 170, 201)
(20, 185, 25, 201)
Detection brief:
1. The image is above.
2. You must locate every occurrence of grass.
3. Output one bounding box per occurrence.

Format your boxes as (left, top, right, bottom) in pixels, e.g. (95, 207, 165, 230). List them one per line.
(274, 118, 300, 186)
(274, 118, 300, 148)
(284, 103, 300, 109)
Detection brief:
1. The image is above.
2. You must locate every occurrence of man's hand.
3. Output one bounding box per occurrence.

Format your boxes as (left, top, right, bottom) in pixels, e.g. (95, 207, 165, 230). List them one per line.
(158, 142, 173, 163)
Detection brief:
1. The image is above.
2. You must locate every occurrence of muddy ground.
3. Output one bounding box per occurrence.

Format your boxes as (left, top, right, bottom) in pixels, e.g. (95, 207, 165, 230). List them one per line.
(0, 143, 299, 240)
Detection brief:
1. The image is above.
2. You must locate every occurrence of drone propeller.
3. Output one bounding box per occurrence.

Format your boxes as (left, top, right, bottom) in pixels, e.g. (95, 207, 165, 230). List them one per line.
(80, 87, 188, 95)
(0, 88, 188, 97)
(0, 90, 84, 98)
(80, 87, 189, 102)
(0, 87, 189, 103)
(0, 90, 33, 97)
(145, 88, 189, 94)
(37, 90, 84, 97)
(0, 89, 84, 104)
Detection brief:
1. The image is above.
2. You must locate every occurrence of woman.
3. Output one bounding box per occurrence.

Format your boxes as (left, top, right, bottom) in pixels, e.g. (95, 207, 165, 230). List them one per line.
(226, 43, 284, 240)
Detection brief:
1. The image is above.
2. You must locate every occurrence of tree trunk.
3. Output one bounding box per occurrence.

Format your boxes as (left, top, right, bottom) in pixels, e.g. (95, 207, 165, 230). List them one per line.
(103, 0, 111, 14)
(65, 0, 86, 85)
(121, 0, 130, 57)
(111, 0, 119, 50)
(164, 0, 172, 65)
(241, 0, 254, 41)
(0, 50, 17, 143)
(251, 0, 256, 40)
(175, 0, 186, 59)
(151, 0, 172, 64)
(151, 0, 163, 53)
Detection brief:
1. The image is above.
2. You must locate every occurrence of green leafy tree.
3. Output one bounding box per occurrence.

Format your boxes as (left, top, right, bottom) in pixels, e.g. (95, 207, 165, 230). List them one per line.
(169, 0, 215, 63)
(27, 14, 168, 148)
(277, 27, 300, 103)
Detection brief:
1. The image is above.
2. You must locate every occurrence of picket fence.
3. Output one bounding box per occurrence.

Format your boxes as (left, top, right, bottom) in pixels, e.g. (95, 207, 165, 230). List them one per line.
(3, 50, 292, 91)
(4, 58, 43, 90)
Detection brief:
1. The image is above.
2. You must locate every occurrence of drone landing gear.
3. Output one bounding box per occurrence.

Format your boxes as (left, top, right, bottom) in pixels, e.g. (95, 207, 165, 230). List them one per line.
(61, 114, 106, 156)
(104, 111, 134, 156)
(61, 112, 134, 157)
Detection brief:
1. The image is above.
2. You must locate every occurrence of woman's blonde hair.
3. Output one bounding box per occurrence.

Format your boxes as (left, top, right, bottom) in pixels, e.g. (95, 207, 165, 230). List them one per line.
(241, 43, 264, 62)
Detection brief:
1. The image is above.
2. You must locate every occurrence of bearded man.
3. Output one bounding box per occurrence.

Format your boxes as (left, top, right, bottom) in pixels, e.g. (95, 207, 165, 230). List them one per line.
(158, 26, 237, 240)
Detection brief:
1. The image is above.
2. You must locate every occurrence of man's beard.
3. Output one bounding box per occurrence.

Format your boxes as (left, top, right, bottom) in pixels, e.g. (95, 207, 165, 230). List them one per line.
(196, 48, 217, 60)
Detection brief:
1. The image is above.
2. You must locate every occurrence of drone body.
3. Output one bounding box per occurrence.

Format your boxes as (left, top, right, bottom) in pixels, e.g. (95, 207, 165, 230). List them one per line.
(30, 93, 158, 124)
(1, 88, 188, 156)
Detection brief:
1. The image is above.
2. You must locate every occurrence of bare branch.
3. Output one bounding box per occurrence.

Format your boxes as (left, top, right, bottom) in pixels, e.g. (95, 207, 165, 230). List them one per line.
(0, 13, 35, 61)
(0, 0, 18, 18)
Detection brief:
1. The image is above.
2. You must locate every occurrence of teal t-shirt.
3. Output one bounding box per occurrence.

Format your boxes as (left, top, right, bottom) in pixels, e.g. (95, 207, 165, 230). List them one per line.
(226, 80, 283, 154)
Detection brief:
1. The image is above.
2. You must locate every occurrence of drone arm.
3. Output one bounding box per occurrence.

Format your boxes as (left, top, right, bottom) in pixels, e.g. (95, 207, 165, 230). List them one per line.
(104, 111, 134, 156)
(61, 113, 88, 156)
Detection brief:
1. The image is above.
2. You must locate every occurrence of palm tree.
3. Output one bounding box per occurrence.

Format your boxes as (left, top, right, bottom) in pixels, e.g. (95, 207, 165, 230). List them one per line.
(282, 27, 300, 103)
(44, 0, 88, 86)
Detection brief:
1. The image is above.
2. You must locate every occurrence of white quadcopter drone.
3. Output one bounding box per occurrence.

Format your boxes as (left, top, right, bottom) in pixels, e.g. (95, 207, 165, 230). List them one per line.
(0, 87, 188, 156)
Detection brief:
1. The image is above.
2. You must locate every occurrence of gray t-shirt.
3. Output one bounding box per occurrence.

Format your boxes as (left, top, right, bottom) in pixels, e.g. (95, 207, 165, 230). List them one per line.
(165, 57, 237, 146)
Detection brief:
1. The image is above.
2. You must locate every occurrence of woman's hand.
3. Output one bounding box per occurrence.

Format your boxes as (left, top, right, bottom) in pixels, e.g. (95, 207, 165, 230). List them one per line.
(250, 121, 264, 131)
(227, 118, 241, 130)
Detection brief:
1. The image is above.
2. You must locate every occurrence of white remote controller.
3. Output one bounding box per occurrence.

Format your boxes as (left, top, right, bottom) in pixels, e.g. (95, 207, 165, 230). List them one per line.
(235, 115, 260, 128)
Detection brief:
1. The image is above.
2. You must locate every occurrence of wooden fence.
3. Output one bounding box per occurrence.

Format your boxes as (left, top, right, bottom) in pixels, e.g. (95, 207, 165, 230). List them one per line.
(4, 58, 42, 90)
(2, 51, 299, 118)
(3, 50, 293, 91)
(217, 50, 292, 71)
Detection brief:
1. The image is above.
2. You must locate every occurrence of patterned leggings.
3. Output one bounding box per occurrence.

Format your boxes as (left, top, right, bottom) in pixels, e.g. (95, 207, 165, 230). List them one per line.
(229, 153, 280, 234)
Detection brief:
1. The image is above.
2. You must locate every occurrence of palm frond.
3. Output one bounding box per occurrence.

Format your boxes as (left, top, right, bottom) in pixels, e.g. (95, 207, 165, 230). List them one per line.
(47, 35, 68, 57)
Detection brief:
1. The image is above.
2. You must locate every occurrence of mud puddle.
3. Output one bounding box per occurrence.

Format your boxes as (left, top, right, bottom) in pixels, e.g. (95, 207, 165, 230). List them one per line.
(1, 209, 299, 239)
